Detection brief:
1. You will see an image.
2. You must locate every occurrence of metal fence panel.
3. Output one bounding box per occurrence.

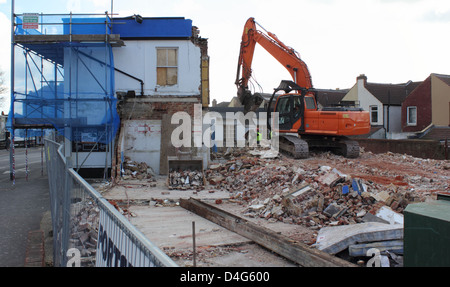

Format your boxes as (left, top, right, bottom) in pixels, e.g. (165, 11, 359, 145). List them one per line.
(44, 138, 177, 267)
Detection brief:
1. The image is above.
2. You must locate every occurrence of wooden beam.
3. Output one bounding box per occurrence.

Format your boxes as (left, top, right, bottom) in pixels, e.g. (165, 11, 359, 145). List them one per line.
(179, 198, 356, 267)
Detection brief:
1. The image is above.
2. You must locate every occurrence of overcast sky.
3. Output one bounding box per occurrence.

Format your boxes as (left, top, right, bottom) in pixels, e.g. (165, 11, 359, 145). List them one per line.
(1, 0, 449, 112)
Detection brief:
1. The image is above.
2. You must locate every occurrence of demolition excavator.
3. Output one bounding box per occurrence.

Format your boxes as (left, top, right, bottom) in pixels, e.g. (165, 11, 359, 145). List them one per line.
(235, 17, 370, 158)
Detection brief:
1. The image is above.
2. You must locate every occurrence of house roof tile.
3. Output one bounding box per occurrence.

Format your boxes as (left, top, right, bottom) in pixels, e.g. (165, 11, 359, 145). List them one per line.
(433, 73, 450, 86)
(315, 89, 349, 107)
(365, 81, 422, 105)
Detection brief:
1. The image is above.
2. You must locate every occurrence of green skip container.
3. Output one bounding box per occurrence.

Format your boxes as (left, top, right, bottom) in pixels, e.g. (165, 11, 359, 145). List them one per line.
(404, 193, 450, 267)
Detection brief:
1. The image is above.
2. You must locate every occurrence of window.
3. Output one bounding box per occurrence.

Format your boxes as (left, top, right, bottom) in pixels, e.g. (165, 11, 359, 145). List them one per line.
(407, 106, 417, 126)
(304, 96, 317, 109)
(276, 97, 291, 114)
(276, 97, 291, 125)
(157, 48, 178, 86)
(370, 106, 378, 124)
(293, 96, 303, 119)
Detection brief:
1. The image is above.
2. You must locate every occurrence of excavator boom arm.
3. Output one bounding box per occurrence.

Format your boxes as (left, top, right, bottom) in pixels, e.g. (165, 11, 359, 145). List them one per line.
(236, 18, 313, 112)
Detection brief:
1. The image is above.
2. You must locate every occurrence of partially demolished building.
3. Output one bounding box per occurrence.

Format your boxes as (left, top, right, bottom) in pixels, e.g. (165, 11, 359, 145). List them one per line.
(9, 13, 210, 177)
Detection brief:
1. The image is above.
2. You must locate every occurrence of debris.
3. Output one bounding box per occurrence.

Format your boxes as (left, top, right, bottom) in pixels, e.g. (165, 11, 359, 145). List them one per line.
(122, 157, 156, 180)
(316, 172, 341, 187)
(380, 255, 390, 267)
(372, 190, 390, 203)
(356, 210, 367, 218)
(209, 164, 222, 170)
(341, 185, 349, 195)
(375, 206, 404, 225)
(248, 148, 279, 159)
(348, 240, 404, 257)
(314, 222, 403, 255)
(323, 204, 344, 218)
(285, 185, 312, 198)
(169, 169, 204, 190)
(361, 212, 390, 224)
(248, 204, 265, 211)
(110, 144, 447, 267)
(70, 199, 100, 267)
(332, 168, 348, 179)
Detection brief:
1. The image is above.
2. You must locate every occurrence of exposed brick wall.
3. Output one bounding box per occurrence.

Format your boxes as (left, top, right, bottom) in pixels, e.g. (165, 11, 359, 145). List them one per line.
(118, 97, 201, 121)
(402, 77, 432, 132)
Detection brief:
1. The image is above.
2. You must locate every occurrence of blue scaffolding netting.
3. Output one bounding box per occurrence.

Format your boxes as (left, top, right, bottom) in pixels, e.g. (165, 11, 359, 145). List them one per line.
(8, 14, 120, 144)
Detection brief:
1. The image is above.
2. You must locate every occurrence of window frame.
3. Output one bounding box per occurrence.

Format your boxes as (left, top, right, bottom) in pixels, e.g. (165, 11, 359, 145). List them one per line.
(407, 106, 417, 126)
(156, 47, 178, 86)
(370, 105, 378, 124)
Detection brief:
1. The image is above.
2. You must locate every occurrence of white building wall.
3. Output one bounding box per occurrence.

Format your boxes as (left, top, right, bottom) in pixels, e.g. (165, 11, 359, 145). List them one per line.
(113, 40, 202, 96)
(122, 120, 162, 174)
(356, 78, 383, 126)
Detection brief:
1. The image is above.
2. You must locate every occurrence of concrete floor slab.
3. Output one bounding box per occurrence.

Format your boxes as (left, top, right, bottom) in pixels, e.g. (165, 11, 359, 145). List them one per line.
(128, 205, 250, 250)
(101, 177, 231, 202)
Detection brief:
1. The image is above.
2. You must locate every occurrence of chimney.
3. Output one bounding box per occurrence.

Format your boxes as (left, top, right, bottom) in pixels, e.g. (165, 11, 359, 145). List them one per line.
(357, 74, 367, 86)
(357, 74, 367, 82)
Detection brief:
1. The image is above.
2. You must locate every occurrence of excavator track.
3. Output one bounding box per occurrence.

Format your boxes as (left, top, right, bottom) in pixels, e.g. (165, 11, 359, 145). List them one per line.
(338, 138, 360, 159)
(278, 135, 309, 159)
(278, 135, 360, 159)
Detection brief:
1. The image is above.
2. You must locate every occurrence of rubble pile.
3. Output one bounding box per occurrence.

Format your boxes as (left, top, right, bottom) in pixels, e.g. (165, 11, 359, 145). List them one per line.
(206, 156, 293, 200)
(122, 157, 156, 180)
(168, 169, 205, 190)
(206, 149, 448, 229)
(70, 200, 100, 267)
(108, 199, 137, 217)
(242, 173, 425, 229)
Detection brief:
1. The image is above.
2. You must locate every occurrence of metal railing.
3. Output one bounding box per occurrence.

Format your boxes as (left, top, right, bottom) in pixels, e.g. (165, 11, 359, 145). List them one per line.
(45, 137, 177, 267)
(14, 12, 114, 36)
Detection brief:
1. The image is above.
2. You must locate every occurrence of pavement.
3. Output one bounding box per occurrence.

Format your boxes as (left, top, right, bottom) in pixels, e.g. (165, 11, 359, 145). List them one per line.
(0, 146, 50, 267)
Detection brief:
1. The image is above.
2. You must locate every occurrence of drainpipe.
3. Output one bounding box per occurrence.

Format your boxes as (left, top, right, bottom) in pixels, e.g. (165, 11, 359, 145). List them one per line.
(386, 90, 390, 138)
(114, 68, 144, 96)
(77, 50, 145, 96)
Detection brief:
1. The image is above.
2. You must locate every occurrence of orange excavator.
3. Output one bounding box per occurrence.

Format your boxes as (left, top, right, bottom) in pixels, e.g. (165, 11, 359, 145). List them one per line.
(235, 17, 370, 158)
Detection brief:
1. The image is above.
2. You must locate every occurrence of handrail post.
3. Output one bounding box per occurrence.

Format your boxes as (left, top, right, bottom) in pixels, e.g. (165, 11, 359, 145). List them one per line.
(69, 11, 72, 42)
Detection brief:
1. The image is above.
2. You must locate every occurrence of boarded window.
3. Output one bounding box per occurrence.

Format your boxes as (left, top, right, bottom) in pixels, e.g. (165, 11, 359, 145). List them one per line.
(157, 48, 178, 86)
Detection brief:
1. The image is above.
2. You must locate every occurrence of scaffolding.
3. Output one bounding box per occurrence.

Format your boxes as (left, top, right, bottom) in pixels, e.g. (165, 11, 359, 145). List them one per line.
(8, 6, 122, 183)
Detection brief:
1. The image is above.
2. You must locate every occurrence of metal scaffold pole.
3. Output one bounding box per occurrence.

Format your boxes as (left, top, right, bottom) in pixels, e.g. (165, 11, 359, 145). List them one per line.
(25, 129, 28, 181)
(10, 0, 15, 185)
(41, 129, 44, 176)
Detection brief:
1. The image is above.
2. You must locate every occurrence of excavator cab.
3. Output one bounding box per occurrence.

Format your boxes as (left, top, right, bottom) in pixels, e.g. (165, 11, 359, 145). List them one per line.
(268, 80, 316, 133)
(274, 94, 302, 132)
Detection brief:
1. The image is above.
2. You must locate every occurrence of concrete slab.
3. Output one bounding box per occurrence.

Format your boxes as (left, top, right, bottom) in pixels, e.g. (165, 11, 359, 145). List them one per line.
(314, 222, 403, 255)
(101, 177, 231, 202)
(99, 179, 311, 266)
(128, 205, 250, 250)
